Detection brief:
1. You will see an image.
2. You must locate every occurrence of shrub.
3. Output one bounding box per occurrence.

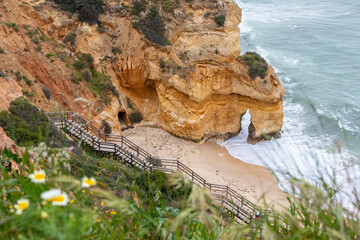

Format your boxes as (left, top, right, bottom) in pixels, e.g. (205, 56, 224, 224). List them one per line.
(97, 23, 106, 33)
(83, 69, 92, 82)
(25, 79, 32, 86)
(0, 70, 7, 77)
(21, 90, 34, 97)
(135, 7, 170, 46)
(130, 0, 147, 16)
(26, 29, 38, 37)
(129, 110, 143, 124)
(41, 85, 51, 99)
(15, 72, 22, 81)
(5, 22, 19, 32)
(88, 69, 117, 104)
(161, 0, 180, 14)
(238, 52, 268, 80)
(31, 37, 40, 44)
(111, 47, 122, 55)
(52, 0, 104, 25)
(73, 60, 86, 70)
(63, 33, 77, 46)
(126, 97, 134, 110)
(34, 46, 42, 52)
(159, 59, 166, 69)
(101, 120, 112, 134)
(46, 52, 56, 58)
(0, 98, 69, 147)
(0, 47, 4, 54)
(214, 15, 226, 27)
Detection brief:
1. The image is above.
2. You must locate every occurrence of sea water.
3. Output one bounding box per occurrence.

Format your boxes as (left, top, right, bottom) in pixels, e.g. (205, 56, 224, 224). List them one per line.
(221, 0, 360, 208)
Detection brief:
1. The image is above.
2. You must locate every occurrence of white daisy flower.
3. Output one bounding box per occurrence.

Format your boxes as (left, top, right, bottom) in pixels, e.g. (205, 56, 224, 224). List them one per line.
(41, 189, 69, 206)
(29, 169, 46, 183)
(82, 177, 97, 188)
(14, 199, 30, 215)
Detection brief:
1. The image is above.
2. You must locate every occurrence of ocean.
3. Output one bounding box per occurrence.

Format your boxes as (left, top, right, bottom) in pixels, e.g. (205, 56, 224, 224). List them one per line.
(221, 0, 360, 208)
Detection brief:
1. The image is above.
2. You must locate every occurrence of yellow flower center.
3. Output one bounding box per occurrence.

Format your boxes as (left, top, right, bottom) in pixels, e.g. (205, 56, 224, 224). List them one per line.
(109, 211, 117, 215)
(48, 195, 65, 203)
(18, 202, 29, 211)
(34, 173, 45, 180)
(84, 179, 95, 186)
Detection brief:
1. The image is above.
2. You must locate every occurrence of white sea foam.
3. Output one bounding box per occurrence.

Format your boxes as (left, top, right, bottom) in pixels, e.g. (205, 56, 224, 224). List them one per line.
(232, 0, 360, 210)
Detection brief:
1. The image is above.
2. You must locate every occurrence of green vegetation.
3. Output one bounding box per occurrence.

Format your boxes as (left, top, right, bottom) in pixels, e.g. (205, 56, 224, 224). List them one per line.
(129, 110, 143, 124)
(161, 0, 180, 15)
(130, 0, 146, 16)
(0, 98, 69, 147)
(41, 85, 52, 100)
(5, 22, 19, 32)
(46, 52, 56, 58)
(21, 90, 34, 98)
(35, 46, 42, 52)
(15, 72, 22, 81)
(1, 103, 360, 238)
(125, 97, 134, 110)
(31, 37, 40, 44)
(0, 47, 4, 54)
(63, 33, 77, 46)
(62, 52, 118, 104)
(24, 76, 32, 86)
(214, 15, 226, 27)
(134, 6, 170, 46)
(111, 46, 122, 55)
(51, 0, 104, 24)
(238, 51, 268, 80)
(0, 70, 6, 77)
(101, 120, 111, 134)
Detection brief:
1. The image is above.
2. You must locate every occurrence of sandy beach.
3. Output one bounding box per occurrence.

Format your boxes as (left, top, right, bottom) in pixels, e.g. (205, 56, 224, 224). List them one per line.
(123, 126, 288, 209)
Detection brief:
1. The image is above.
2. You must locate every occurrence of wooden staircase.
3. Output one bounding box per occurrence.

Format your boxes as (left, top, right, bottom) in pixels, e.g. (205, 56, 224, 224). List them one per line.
(48, 111, 270, 224)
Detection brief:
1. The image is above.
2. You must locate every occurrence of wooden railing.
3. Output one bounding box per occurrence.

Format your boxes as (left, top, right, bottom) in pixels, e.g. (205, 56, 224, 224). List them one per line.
(47, 111, 270, 224)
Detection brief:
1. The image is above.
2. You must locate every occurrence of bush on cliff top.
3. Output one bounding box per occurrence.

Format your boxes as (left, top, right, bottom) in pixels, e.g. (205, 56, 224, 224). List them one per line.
(238, 51, 268, 80)
(51, 0, 104, 24)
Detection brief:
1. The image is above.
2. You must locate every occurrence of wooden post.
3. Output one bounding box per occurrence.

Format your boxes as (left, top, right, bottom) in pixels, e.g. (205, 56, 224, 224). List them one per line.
(137, 147, 139, 157)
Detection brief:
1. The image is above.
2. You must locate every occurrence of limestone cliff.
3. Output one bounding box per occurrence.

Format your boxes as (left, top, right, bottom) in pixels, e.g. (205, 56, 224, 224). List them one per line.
(0, 0, 284, 143)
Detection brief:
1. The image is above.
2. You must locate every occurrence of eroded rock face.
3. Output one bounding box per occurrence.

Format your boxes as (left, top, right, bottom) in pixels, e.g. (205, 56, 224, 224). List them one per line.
(0, 0, 284, 143)
(0, 126, 22, 155)
(0, 77, 23, 111)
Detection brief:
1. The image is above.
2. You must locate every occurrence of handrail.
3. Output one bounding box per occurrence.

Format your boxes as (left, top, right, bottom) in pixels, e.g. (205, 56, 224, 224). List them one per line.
(47, 111, 269, 224)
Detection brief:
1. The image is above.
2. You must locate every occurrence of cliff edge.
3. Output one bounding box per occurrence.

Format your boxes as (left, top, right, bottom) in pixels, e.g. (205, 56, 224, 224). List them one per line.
(0, 0, 284, 143)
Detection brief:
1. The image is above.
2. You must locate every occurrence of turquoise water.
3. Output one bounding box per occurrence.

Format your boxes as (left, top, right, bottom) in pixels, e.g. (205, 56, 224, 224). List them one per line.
(222, 0, 360, 208)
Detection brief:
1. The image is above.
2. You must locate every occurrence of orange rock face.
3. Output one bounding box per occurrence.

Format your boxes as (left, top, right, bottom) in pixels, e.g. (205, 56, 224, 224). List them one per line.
(0, 126, 22, 155)
(0, 0, 284, 143)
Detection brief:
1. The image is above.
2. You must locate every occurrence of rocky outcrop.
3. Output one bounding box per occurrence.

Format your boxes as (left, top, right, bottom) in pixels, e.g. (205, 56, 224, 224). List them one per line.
(0, 126, 22, 155)
(0, 0, 284, 143)
(0, 77, 23, 111)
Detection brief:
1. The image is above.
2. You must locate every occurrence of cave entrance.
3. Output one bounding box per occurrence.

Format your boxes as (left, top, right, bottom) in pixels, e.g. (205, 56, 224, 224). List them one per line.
(118, 111, 128, 130)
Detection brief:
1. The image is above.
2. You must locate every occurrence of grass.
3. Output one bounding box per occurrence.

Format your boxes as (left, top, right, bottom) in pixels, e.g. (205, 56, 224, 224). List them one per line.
(238, 51, 268, 80)
(1, 117, 360, 238)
